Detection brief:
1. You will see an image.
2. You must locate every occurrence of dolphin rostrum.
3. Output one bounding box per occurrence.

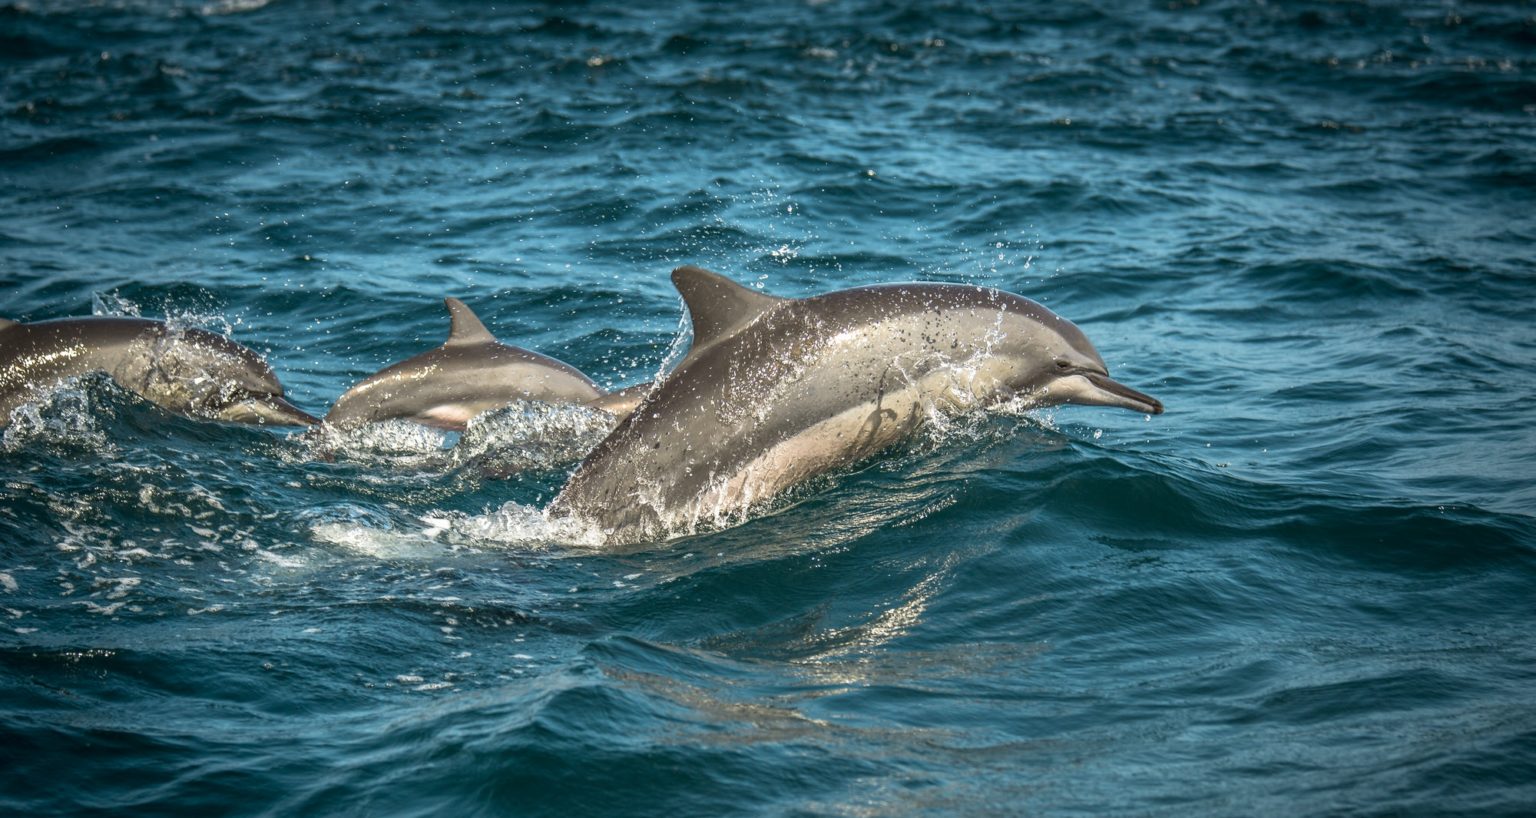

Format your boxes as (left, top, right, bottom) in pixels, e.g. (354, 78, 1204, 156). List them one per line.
(0, 315, 318, 428)
(324, 297, 648, 432)
(549, 265, 1164, 546)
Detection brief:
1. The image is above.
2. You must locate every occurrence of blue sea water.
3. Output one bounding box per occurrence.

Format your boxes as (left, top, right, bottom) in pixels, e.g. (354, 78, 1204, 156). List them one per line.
(3, 0, 1536, 814)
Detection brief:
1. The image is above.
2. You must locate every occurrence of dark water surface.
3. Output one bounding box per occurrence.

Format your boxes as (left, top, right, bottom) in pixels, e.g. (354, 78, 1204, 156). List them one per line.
(3, 1, 1535, 815)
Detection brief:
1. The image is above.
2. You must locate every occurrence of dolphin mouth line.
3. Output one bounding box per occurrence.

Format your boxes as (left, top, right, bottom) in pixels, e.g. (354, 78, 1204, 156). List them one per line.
(225, 393, 321, 426)
(1085, 372, 1164, 415)
(263, 395, 322, 426)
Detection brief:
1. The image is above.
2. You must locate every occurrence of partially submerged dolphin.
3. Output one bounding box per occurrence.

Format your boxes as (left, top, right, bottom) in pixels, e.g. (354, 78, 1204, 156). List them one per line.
(324, 298, 648, 432)
(0, 315, 318, 428)
(550, 266, 1163, 545)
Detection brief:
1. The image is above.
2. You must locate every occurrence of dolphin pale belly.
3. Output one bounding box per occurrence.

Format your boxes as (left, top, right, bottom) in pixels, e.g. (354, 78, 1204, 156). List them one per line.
(550, 266, 1163, 546)
(0, 316, 318, 429)
(324, 298, 646, 432)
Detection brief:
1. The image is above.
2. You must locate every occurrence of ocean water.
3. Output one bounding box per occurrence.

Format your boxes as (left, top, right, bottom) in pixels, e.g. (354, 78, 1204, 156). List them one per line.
(3, 0, 1535, 814)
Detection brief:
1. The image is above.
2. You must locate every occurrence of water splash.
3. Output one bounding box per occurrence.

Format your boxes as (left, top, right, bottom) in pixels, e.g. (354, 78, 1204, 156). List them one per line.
(90, 291, 239, 338)
(444, 501, 606, 549)
(308, 500, 606, 555)
(290, 401, 617, 478)
(1, 374, 120, 455)
(651, 307, 695, 388)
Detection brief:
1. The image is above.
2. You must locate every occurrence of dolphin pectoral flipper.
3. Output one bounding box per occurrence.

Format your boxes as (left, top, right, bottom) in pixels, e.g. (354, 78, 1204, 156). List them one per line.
(849, 367, 901, 457)
(850, 404, 899, 460)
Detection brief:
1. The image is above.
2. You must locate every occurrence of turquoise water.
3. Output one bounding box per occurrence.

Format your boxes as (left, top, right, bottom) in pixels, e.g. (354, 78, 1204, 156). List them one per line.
(3, 1, 1535, 814)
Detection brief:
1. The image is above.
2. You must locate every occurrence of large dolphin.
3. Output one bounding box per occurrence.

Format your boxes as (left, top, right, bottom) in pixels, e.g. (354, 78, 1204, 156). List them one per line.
(549, 265, 1163, 546)
(324, 297, 648, 432)
(0, 315, 318, 428)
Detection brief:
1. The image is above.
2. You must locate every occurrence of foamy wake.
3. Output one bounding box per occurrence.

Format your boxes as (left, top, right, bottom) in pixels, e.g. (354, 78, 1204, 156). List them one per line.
(2, 375, 120, 455)
(309, 502, 605, 556)
(290, 401, 618, 477)
(308, 398, 1066, 555)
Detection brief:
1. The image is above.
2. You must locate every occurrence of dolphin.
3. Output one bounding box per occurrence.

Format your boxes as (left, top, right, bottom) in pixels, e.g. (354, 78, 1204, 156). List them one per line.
(0, 315, 318, 428)
(549, 265, 1163, 546)
(323, 297, 648, 432)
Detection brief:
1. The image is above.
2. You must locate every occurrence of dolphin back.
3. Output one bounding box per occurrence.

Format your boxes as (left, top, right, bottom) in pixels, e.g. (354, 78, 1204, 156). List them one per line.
(323, 297, 608, 431)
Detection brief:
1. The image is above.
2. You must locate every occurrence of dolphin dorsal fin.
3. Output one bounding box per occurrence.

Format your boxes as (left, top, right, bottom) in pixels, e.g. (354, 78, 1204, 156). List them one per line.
(671, 266, 784, 361)
(443, 298, 497, 347)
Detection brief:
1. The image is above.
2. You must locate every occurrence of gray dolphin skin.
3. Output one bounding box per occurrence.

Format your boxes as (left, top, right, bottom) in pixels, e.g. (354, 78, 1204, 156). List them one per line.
(550, 265, 1163, 546)
(0, 316, 319, 428)
(324, 297, 644, 431)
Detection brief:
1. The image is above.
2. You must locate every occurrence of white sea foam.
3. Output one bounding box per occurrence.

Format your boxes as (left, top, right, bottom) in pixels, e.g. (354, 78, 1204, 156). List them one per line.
(292, 401, 615, 478)
(1, 376, 118, 454)
(90, 292, 142, 318)
(446, 501, 606, 549)
(200, 0, 272, 15)
(307, 497, 608, 556)
(309, 521, 444, 559)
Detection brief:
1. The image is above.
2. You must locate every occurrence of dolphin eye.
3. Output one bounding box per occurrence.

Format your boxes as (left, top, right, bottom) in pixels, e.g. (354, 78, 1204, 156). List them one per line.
(1054, 360, 1072, 371)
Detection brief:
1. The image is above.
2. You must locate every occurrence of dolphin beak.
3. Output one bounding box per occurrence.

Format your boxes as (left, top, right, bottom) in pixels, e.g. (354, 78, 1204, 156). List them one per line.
(1056, 372, 1164, 415)
(219, 394, 322, 427)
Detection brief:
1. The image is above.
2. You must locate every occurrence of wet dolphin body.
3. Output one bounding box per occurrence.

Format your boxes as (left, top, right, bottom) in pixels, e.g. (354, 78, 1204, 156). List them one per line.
(550, 266, 1164, 546)
(0, 316, 319, 428)
(324, 298, 648, 432)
